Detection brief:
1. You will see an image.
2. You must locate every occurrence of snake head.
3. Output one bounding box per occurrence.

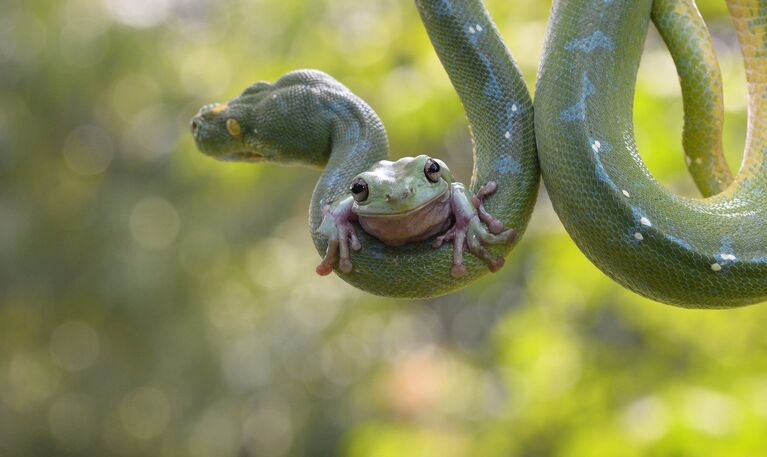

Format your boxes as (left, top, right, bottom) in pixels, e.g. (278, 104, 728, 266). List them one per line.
(191, 81, 281, 163)
(190, 70, 341, 167)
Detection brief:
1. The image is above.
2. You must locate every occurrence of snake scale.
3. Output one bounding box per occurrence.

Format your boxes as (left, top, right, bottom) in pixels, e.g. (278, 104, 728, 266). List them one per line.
(537, 0, 767, 308)
(192, 0, 767, 307)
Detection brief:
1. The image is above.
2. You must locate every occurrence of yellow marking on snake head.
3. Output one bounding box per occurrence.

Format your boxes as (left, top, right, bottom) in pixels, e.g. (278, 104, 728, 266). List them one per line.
(226, 118, 241, 137)
(211, 103, 229, 114)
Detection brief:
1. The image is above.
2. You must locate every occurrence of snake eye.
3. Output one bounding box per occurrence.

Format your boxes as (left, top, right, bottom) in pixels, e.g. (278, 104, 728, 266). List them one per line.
(424, 159, 441, 183)
(226, 118, 241, 137)
(350, 177, 369, 202)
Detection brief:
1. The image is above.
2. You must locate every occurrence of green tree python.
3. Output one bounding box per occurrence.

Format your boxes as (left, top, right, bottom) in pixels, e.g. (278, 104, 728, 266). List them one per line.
(192, 0, 767, 308)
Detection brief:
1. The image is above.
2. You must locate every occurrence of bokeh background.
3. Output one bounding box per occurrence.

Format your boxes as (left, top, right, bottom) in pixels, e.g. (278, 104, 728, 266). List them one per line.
(1, 0, 765, 455)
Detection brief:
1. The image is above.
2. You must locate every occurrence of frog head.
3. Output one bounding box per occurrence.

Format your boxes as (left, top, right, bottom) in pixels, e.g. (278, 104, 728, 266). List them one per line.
(349, 155, 454, 245)
(351, 155, 453, 215)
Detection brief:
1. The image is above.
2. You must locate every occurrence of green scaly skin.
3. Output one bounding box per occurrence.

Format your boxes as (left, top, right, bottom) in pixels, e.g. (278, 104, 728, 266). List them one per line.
(652, 0, 733, 197)
(536, 0, 767, 308)
(191, 0, 539, 299)
(192, 0, 766, 306)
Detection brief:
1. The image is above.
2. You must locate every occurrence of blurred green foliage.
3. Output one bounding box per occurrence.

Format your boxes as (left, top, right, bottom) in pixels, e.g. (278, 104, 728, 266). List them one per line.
(0, 0, 765, 455)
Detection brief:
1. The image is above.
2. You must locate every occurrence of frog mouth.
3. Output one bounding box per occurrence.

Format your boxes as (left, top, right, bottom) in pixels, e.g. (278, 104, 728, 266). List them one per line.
(354, 187, 450, 218)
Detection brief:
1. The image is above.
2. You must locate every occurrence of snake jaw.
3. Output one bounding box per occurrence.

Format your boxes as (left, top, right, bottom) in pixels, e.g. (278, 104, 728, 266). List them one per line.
(215, 150, 267, 163)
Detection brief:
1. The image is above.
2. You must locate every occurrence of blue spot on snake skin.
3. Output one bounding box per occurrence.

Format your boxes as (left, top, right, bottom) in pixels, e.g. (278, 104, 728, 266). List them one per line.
(467, 24, 481, 42)
(323, 168, 344, 187)
(343, 121, 361, 142)
(565, 31, 615, 53)
(718, 237, 737, 264)
(323, 99, 354, 119)
(430, 0, 454, 16)
(367, 243, 386, 260)
(494, 155, 521, 175)
(594, 156, 616, 191)
(623, 206, 651, 245)
(599, 1, 614, 19)
(478, 53, 503, 100)
(560, 73, 596, 122)
(503, 101, 524, 137)
(350, 139, 370, 155)
(466, 28, 503, 100)
(631, 207, 649, 227)
(665, 234, 693, 251)
(590, 138, 617, 191)
(589, 137, 612, 153)
(507, 101, 525, 117)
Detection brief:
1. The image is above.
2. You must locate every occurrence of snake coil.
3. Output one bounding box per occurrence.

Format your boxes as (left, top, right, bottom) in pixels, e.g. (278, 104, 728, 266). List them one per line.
(195, 0, 767, 306)
(536, 0, 767, 307)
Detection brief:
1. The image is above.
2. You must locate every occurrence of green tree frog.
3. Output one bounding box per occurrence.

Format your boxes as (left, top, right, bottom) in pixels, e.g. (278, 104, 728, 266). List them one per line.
(316, 155, 516, 278)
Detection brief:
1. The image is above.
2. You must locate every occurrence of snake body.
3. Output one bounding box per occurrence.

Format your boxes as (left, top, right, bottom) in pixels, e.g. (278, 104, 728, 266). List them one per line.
(194, 0, 767, 306)
(306, 0, 539, 297)
(192, 0, 538, 298)
(536, 0, 767, 307)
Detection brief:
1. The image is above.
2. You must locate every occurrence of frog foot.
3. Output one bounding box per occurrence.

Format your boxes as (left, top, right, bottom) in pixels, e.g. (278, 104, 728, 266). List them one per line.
(315, 199, 361, 276)
(472, 181, 506, 234)
(433, 181, 517, 279)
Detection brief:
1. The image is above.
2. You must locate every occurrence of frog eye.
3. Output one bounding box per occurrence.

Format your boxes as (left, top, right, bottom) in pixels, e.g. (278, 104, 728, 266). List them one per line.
(350, 177, 369, 202)
(424, 159, 441, 183)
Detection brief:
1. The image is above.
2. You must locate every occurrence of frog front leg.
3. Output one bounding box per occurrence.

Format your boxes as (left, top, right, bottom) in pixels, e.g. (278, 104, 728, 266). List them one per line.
(315, 197, 362, 275)
(433, 181, 517, 278)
